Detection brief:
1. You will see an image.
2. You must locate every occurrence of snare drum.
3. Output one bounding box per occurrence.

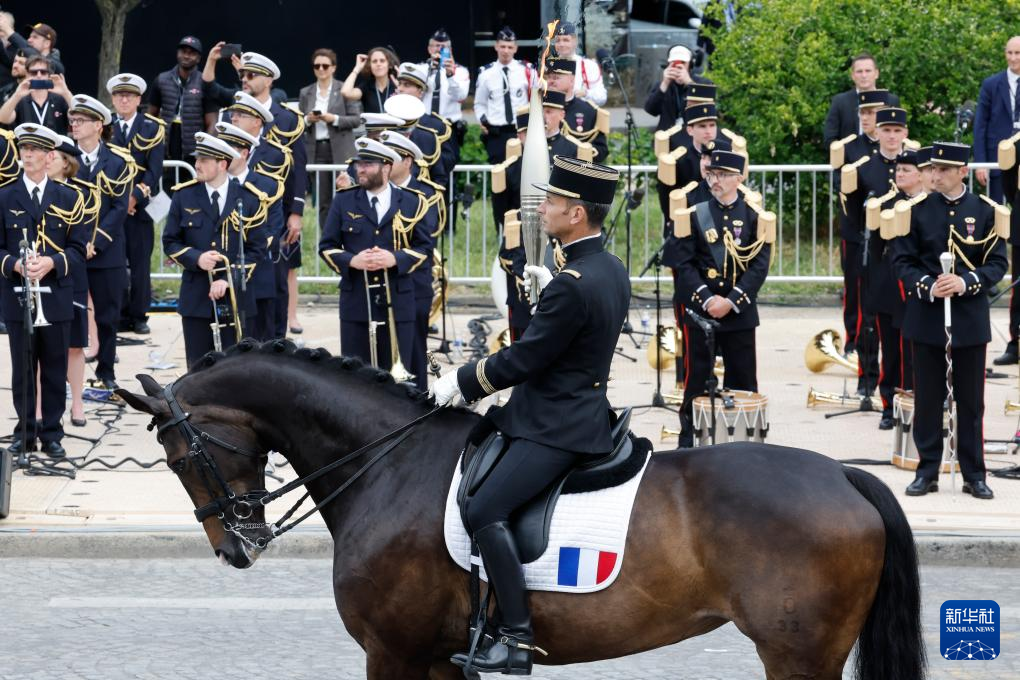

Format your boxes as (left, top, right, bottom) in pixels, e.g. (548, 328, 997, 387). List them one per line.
(891, 392, 959, 473)
(692, 390, 769, 446)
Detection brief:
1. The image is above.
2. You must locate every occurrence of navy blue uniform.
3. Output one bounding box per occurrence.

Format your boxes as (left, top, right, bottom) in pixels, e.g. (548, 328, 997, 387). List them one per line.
(401, 175, 443, 391)
(318, 184, 433, 373)
(162, 178, 270, 367)
(0, 177, 87, 446)
(412, 113, 455, 192)
(891, 190, 1007, 483)
(663, 196, 771, 441)
(112, 113, 166, 327)
(77, 142, 131, 383)
(238, 168, 285, 341)
(246, 137, 292, 339)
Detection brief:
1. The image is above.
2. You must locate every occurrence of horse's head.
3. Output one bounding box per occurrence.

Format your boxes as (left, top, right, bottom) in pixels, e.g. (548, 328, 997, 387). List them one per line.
(117, 373, 274, 569)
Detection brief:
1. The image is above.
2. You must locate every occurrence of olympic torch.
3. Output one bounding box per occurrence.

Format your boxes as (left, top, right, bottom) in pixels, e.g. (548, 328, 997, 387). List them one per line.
(519, 21, 558, 305)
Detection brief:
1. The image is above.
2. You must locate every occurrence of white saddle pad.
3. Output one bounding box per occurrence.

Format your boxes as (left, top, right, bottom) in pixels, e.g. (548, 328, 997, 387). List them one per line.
(444, 451, 650, 594)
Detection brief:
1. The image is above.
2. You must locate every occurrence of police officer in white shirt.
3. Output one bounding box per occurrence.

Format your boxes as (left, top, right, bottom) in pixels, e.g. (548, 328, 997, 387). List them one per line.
(474, 27, 534, 164)
(419, 28, 469, 124)
(553, 21, 607, 108)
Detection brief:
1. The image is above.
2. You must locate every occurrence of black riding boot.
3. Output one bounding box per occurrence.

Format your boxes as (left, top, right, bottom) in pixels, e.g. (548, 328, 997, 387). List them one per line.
(451, 521, 545, 675)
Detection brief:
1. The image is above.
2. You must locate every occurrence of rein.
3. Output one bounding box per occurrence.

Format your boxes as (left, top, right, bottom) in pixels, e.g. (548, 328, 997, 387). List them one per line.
(151, 380, 443, 550)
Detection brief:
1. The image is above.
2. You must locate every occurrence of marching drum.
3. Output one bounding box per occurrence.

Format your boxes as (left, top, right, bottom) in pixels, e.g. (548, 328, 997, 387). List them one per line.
(692, 390, 769, 446)
(891, 392, 959, 473)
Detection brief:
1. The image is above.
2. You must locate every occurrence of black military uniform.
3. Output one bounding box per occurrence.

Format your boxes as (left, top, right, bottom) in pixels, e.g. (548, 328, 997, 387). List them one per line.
(111, 89, 166, 333)
(1, 124, 87, 457)
(545, 58, 609, 162)
(891, 142, 1008, 499)
(71, 95, 132, 389)
(162, 134, 270, 367)
(656, 102, 718, 239)
(318, 138, 433, 372)
(663, 149, 772, 446)
(444, 157, 628, 674)
(993, 132, 1020, 365)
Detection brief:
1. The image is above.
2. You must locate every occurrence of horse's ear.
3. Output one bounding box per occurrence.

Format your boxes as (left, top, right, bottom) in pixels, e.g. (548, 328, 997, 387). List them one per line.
(116, 389, 170, 418)
(137, 374, 163, 397)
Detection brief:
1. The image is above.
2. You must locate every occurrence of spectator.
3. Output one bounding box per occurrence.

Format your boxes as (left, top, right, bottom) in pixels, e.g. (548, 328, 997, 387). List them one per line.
(300, 48, 362, 226)
(340, 46, 399, 114)
(0, 49, 30, 107)
(0, 54, 72, 134)
(552, 21, 607, 107)
(418, 29, 469, 148)
(823, 52, 899, 146)
(974, 35, 1020, 204)
(643, 45, 713, 132)
(147, 35, 218, 170)
(474, 27, 533, 164)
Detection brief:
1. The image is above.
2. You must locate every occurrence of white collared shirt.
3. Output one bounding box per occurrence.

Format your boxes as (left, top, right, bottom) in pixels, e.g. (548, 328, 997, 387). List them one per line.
(205, 177, 229, 211)
(419, 60, 470, 121)
(313, 82, 332, 141)
(78, 142, 100, 171)
(118, 114, 136, 137)
(23, 173, 48, 202)
(367, 182, 392, 221)
(473, 59, 532, 126)
(568, 54, 606, 107)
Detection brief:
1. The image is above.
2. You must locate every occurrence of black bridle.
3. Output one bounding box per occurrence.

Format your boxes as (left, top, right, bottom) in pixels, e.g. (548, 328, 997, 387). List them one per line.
(151, 381, 442, 551)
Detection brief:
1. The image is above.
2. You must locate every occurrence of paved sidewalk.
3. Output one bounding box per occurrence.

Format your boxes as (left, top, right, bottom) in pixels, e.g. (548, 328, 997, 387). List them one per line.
(2, 303, 1019, 549)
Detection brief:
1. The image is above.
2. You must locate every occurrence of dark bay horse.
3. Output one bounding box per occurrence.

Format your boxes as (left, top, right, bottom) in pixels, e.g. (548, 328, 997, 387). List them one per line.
(118, 340, 924, 680)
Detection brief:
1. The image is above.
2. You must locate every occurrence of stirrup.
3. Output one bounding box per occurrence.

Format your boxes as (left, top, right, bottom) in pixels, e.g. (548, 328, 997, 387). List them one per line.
(498, 635, 548, 657)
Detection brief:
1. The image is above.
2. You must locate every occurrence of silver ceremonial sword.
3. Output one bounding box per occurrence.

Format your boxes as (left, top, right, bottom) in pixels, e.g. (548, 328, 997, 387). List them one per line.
(939, 251, 957, 493)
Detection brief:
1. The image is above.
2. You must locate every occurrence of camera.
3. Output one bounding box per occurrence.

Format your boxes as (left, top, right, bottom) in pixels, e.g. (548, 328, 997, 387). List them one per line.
(29, 79, 52, 90)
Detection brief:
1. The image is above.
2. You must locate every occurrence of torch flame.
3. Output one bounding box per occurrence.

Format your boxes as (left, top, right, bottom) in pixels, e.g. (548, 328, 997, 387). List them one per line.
(538, 20, 559, 92)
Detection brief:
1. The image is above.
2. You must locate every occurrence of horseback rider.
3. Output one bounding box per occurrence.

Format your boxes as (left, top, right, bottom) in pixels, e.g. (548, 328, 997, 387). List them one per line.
(430, 156, 630, 675)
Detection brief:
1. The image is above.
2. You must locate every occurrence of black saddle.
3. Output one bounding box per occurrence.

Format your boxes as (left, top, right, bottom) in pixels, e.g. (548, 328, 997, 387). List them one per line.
(456, 408, 649, 564)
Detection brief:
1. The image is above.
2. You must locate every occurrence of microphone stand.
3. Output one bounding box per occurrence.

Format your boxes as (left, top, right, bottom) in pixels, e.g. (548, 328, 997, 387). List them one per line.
(235, 197, 247, 338)
(686, 309, 721, 445)
(627, 240, 676, 411)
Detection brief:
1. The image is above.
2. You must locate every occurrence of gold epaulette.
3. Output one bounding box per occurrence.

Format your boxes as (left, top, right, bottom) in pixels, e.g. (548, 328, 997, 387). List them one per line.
(561, 134, 594, 162)
(737, 183, 762, 206)
(998, 131, 1020, 170)
(144, 113, 167, 128)
(669, 180, 700, 217)
(840, 155, 870, 194)
(719, 127, 747, 154)
(654, 122, 684, 155)
(492, 154, 519, 194)
(132, 116, 167, 151)
(657, 145, 687, 185)
(893, 192, 928, 237)
(673, 206, 695, 238)
(903, 138, 920, 151)
(829, 133, 857, 169)
(505, 137, 522, 160)
(171, 178, 199, 192)
(866, 186, 899, 230)
(503, 215, 521, 249)
(595, 107, 610, 136)
(980, 194, 1011, 239)
(742, 198, 777, 244)
(879, 208, 896, 240)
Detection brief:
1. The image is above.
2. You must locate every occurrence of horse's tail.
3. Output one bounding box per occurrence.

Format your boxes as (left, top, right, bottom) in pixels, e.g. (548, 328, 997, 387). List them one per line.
(843, 466, 926, 680)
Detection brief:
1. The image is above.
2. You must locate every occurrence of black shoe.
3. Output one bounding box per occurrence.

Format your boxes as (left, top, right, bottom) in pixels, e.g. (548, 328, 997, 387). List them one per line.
(993, 343, 1018, 366)
(133, 320, 150, 334)
(450, 522, 542, 674)
(963, 480, 994, 500)
(7, 438, 36, 455)
(905, 477, 938, 496)
(878, 415, 895, 430)
(100, 378, 119, 390)
(40, 441, 65, 458)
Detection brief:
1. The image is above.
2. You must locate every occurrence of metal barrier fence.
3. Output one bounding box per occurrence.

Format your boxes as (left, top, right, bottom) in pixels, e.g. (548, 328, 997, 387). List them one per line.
(153, 160, 1000, 285)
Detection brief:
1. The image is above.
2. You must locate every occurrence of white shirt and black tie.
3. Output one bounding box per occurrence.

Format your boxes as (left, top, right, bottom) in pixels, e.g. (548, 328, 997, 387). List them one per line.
(366, 182, 392, 223)
(78, 144, 100, 175)
(117, 115, 135, 144)
(23, 174, 47, 209)
(473, 60, 531, 128)
(206, 178, 227, 221)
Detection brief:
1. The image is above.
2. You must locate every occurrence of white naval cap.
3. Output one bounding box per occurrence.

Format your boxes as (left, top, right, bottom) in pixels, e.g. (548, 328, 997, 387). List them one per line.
(240, 52, 281, 80)
(360, 112, 410, 132)
(194, 131, 241, 161)
(379, 130, 423, 161)
(352, 136, 401, 164)
(14, 123, 59, 150)
(229, 91, 274, 124)
(106, 72, 147, 96)
(214, 121, 258, 149)
(384, 93, 426, 123)
(396, 62, 429, 90)
(69, 94, 112, 126)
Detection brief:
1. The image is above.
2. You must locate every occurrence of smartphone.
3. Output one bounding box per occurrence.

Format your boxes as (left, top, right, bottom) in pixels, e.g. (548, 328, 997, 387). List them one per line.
(29, 79, 52, 90)
(221, 43, 243, 59)
(439, 46, 451, 64)
(312, 109, 322, 116)
(669, 60, 685, 69)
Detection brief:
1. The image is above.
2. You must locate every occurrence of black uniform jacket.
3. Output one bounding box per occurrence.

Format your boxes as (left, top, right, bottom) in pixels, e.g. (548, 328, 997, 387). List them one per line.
(891, 190, 1007, 347)
(837, 133, 880, 243)
(162, 178, 269, 319)
(75, 142, 130, 269)
(0, 177, 87, 322)
(318, 183, 433, 323)
(562, 97, 608, 162)
(403, 175, 442, 300)
(663, 196, 770, 332)
(457, 236, 630, 455)
(857, 151, 899, 315)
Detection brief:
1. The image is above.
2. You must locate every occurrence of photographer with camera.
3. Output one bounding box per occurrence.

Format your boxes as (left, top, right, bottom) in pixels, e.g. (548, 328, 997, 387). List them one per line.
(418, 29, 468, 150)
(643, 45, 713, 132)
(0, 54, 71, 134)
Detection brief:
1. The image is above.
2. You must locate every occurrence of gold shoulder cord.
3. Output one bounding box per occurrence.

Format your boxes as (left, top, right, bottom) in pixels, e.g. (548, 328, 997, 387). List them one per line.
(253, 170, 286, 203)
(132, 116, 167, 152)
(391, 192, 430, 251)
(947, 225, 1000, 273)
(69, 179, 103, 246)
(266, 104, 306, 148)
(426, 190, 446, 236)
(96, 145, 138, 198)
(414, 125, 443, 165)
(256, 140, 293, 181)
(561, 119, 598, 144)
(415, 159, 433, 183)
(0, 129, 20, 187)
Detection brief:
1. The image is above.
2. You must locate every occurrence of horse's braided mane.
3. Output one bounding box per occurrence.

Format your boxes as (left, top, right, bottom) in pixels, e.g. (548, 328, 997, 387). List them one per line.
(188, 338, 432, 405)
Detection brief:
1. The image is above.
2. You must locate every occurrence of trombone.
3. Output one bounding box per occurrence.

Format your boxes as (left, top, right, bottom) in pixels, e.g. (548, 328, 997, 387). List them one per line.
(208, 254, 241, 353)
(363, 268, 415, 383)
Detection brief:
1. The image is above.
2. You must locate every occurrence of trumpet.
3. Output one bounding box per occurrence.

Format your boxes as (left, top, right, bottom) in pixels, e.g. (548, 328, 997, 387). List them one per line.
(806, 387, 865, 409)
(1005, 399, 1020, 415)
(208, 255, 241, 353)
(661, 426, 681, 441)
(647, 324, 680, 370)
(805, 329, 858, 374)
(382, 269, 414, 383)
(364, 270, 384, 368)
(16, 234, 51, 328)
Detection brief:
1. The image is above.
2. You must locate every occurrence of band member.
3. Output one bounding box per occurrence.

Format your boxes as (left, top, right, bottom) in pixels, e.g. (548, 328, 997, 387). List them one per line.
(856, 106, 909, 427)
(474, 26, 534, 164)
(835, 89, 888, 380)
(1, 124, 87, 458)
(431, 157, 629, 674)
(552, 21, 607, 107)
(994, 131, 1020, 365)
(162, 133, 269, 367)
(228, 92, 291, 340)
(888, 149, 924, 396)
(664, 148, 773, 448)
(656, 102, 719, 238)
(70, 94, 132, 390)
(544, 57, 609, 161)
(916, 146, 935, 192)
(318, 138, 433, 371)
(891, 141, 1007, 500)
(214, 121, 285, 340)
(393, 63, 456, 191)
(108, 73, 166, 335)
(378, 130, 443, 390)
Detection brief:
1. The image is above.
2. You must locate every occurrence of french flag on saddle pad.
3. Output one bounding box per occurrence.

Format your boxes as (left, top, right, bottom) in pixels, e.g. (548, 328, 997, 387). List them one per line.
(557, 547, 617, 588)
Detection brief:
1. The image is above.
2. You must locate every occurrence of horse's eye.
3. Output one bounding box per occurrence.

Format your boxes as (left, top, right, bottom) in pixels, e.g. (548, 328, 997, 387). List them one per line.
(169, 458, 187, 474)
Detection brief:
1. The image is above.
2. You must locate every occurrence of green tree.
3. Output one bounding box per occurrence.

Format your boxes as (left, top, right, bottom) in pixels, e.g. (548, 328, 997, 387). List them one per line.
(702, 0, 1020, 164)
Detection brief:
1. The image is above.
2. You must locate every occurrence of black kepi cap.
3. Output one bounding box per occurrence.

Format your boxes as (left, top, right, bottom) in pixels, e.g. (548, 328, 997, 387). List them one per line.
(706, 150, 746, 174)
(542, 90, 567, 109)
(876, 107, 908, 127)
(931, 141, 970, 167)
(896, 149, 919, 167)
(858, 89, 889, 109)
(916, 146, 932, 168)
(533, 155, 620, 204)
(545, 58, 574, 75)
(685, 102, 718, 125)
(687, 82, 716, 103)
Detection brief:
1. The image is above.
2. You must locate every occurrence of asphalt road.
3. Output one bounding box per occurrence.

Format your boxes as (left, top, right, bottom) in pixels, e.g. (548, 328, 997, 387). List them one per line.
(0, 558, 1016, 679)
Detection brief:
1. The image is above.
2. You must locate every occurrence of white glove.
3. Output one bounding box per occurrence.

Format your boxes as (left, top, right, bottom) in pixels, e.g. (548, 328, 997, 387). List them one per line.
(429, 370, 463, 407)
(522, 265, 553, 294)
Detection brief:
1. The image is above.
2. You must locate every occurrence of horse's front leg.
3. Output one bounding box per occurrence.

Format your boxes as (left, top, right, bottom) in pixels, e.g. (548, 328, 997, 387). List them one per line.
(364, 644, 433, 680)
